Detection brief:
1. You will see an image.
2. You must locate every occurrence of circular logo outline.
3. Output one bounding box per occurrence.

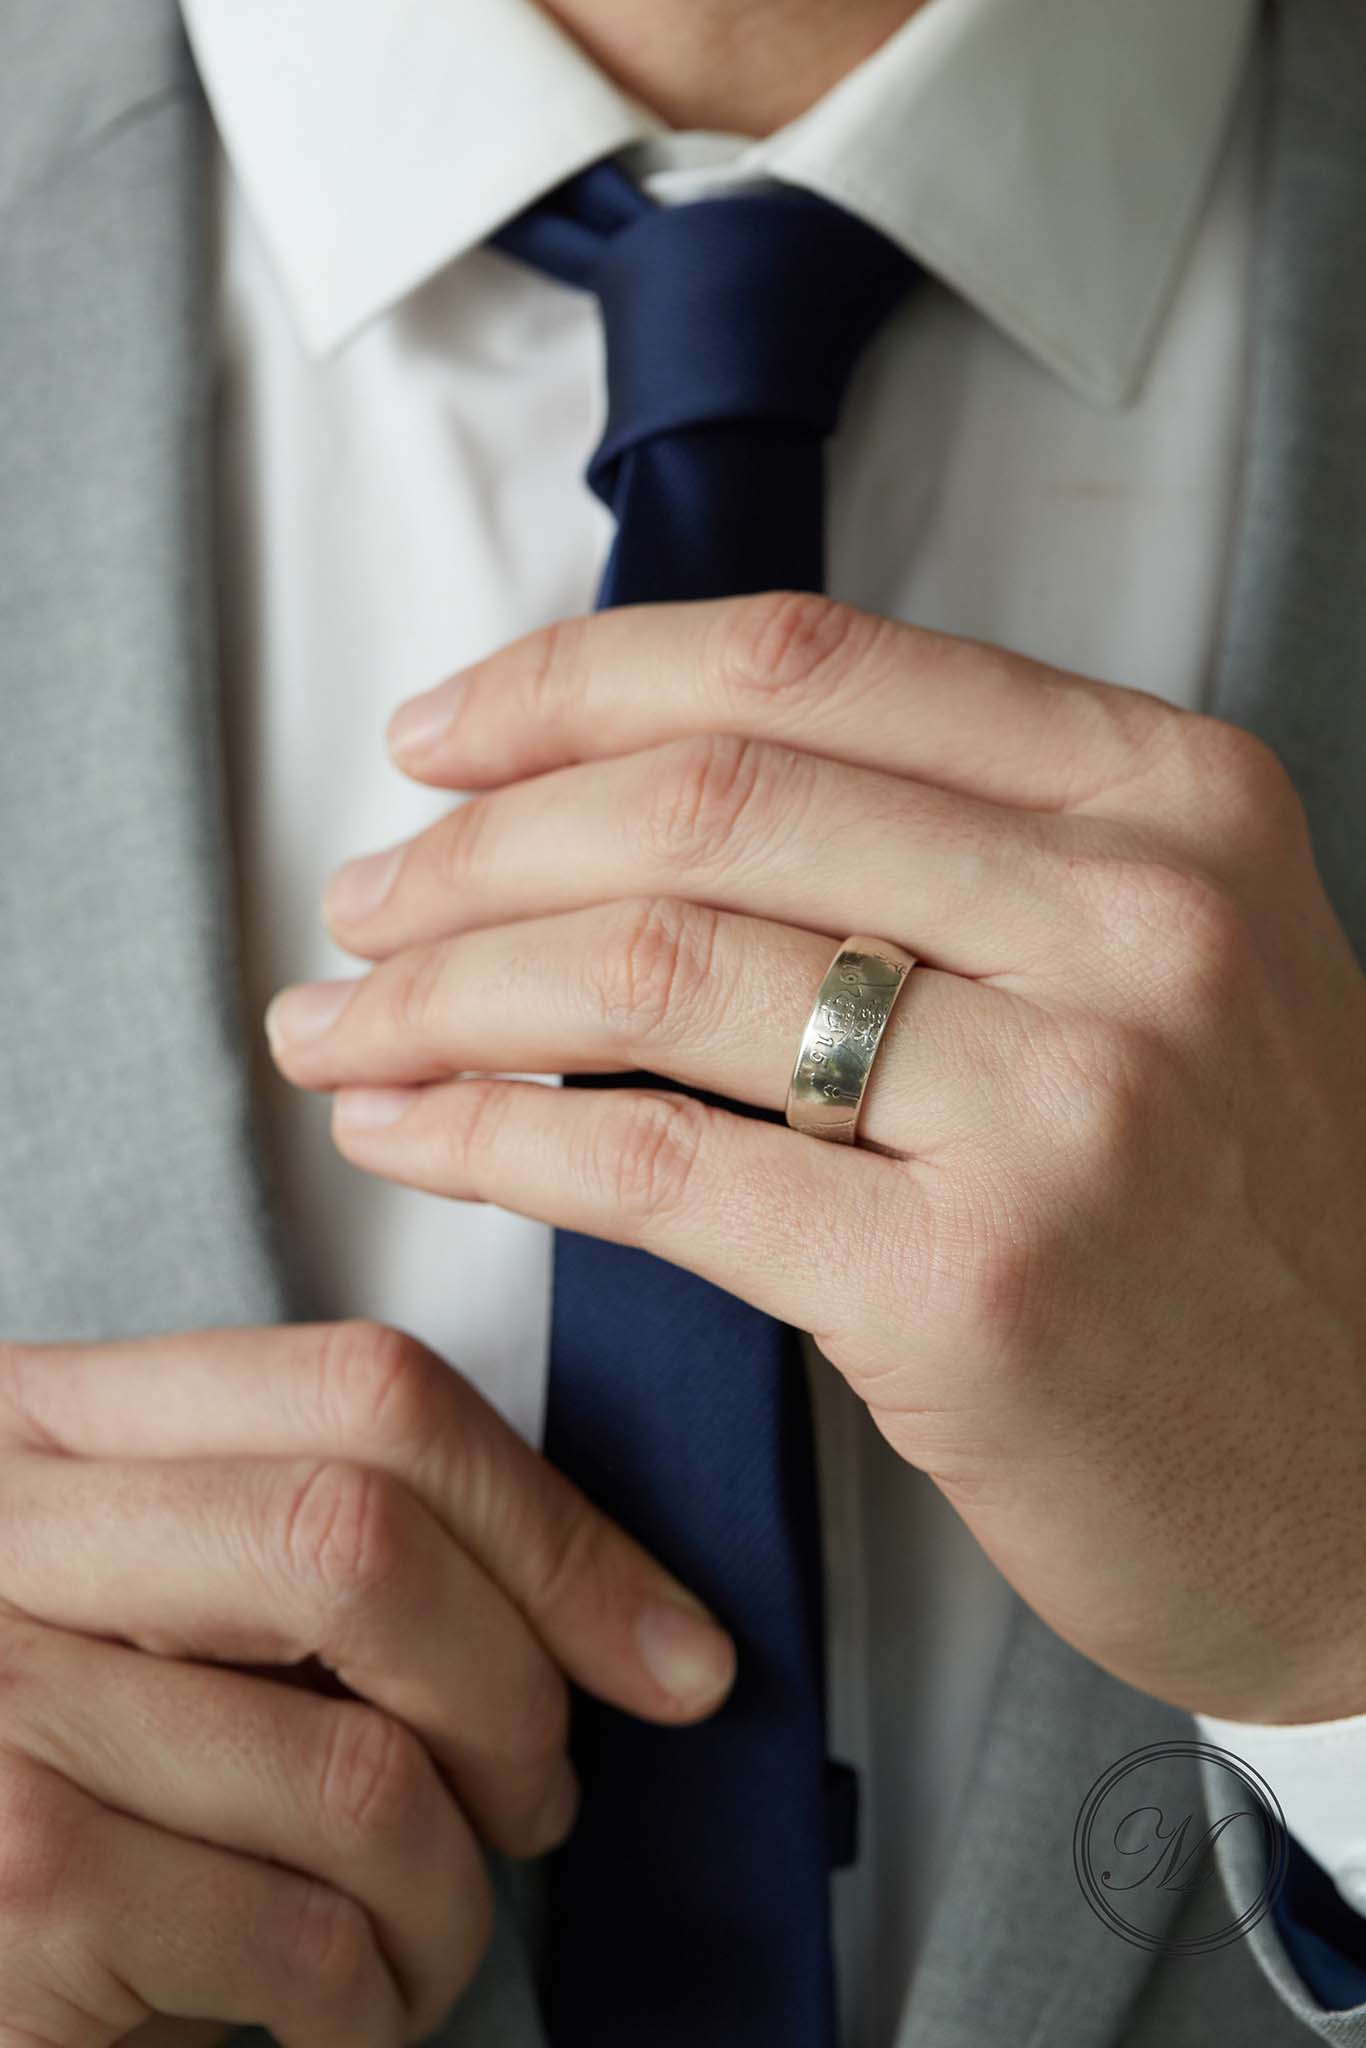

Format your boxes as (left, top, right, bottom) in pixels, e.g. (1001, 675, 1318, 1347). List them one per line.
(1073, 1739, 1288, 1954)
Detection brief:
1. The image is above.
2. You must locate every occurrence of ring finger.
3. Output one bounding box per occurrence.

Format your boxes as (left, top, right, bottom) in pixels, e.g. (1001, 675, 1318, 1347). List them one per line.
(268, 897, 1040, 1162)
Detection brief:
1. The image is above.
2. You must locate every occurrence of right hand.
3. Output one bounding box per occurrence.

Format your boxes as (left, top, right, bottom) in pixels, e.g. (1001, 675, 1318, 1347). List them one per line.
(0, 1319, 737, 2047)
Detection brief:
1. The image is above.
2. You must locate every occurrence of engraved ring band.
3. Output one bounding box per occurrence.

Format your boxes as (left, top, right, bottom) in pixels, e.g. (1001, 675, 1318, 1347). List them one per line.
(784, 935, 918, 1146)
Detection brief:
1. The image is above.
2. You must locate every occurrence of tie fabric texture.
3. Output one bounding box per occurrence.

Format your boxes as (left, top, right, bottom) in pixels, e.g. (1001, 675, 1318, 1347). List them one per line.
(1274, 1838, 1366, 2011)
(491, 159, 917, 2045)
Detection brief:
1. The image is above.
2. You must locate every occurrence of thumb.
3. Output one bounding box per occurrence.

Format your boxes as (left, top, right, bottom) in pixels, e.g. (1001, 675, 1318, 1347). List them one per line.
(414, 1359, 738, 1724)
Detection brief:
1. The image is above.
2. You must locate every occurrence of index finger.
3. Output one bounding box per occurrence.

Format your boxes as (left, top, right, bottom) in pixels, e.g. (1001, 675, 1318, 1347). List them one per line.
(385, 592, 1174, 810)
(0, 1321, 736, 1724)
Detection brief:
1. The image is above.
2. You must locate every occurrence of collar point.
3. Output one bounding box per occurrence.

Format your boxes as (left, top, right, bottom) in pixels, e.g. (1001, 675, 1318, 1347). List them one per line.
(1061, 353, 1145, 413)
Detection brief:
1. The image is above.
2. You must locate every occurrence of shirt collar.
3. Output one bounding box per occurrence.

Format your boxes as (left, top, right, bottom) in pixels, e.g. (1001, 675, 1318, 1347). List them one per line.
(182, 0, 1255, 406)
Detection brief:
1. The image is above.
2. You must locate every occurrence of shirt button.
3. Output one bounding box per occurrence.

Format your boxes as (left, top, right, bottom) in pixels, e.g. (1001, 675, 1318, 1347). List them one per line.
(1335, 1856, 1366, 1915)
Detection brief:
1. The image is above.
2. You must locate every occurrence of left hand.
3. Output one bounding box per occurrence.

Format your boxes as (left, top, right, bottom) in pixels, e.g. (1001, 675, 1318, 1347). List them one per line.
(265, 594, 1366, 1726)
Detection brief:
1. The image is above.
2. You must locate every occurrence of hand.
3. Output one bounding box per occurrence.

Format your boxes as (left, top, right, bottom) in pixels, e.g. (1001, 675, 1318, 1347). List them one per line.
(266, 594, 1366, 1729)
(0, 1320, 734, 2045)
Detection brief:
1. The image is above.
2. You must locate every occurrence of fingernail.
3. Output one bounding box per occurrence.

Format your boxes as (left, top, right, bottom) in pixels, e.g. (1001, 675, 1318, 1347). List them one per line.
(265, 979, 359, 1052)
(387, 677, 467, 759)
(636, 1601, 736, 1707)
(532, 1759, 581, 1851)
(324, 843, 405, 924)
(332, 1087, 420, 1130)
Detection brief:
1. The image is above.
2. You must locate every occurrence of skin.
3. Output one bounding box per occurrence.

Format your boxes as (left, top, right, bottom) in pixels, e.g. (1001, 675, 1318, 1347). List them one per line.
(264, 593, 1366, 1731)
(11, 9, 1355, 2040)
(543, 0, 930, 133)
(0, 1323, 733, 2045)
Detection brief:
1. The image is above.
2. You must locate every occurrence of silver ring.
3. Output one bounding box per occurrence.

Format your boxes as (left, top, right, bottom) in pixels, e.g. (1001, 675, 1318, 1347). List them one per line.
(784, 934, 917, 1145)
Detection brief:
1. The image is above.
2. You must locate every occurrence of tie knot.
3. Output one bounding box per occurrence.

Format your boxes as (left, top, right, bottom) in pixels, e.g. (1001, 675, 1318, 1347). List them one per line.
(493, 163, 918, 500)
(591, 187, 916, 488)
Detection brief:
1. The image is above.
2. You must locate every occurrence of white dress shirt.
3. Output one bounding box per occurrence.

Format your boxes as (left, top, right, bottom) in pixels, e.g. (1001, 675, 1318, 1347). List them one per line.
(181, 0, 1366, 2038)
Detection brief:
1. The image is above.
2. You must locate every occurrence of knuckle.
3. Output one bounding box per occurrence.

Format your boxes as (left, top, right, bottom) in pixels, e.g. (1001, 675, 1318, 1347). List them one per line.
(640, 732, 768, 871)
(518, 613, 590, 727)
(389, 940, 451, 1040)
(1174, 717, 1308, 847)
(962, 1239, 1045, 1345)
(284, 1879, 377, 2000)
(1044, 1015, 1164, 1172)
(0, 1340, 28, 1431)
(443, 1077, 514, 1181)
(921, 1173, 1046, 1344)
(0, 1617, 44, 1692)
(0, 1758, 84, 1919)
(435, 792, 494, 898)
(490, 1658, 571, 1778)
(0, 1343, 66, 1457)
(714, 590, 869, 707)
(316, 1704, 427, 1848)
(583, 896, 720, 1047)
(1148, 867, 1259, 993)
(279, 1458, 408, 1609)
(519, 1492, 612, 1640)
(595, 1090, 707, 1228)
(314, 1318, 441, 1463)
(1073, 857, 1260, 1003)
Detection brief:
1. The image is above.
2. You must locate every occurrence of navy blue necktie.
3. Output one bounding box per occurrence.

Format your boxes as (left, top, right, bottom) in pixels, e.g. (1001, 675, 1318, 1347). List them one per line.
(492, 161, 917, 2046)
